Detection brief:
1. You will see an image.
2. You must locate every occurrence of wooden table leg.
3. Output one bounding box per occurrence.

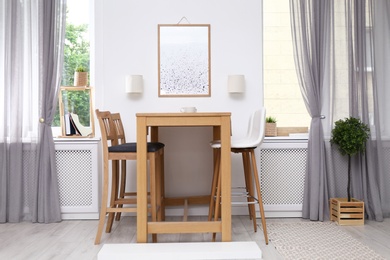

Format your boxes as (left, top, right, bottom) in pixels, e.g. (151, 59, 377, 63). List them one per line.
(137, 116, 148, 243)
(220, 116, 232, 241)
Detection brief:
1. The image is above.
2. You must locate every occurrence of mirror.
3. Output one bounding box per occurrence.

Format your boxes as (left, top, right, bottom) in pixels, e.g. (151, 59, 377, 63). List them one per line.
(158, 24, 211, 97)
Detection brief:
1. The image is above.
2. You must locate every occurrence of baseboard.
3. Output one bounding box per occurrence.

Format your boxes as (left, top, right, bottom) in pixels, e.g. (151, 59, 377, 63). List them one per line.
(61, 213, 99, 220)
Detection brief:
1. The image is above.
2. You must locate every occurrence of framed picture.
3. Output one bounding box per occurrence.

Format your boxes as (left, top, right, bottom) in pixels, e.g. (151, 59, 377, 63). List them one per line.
(158, 24, 211, 97)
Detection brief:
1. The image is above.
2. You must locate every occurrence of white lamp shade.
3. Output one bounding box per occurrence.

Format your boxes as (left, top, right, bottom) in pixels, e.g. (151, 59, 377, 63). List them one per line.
(228, 75, 245, 93)
(126, 75, 143, 93)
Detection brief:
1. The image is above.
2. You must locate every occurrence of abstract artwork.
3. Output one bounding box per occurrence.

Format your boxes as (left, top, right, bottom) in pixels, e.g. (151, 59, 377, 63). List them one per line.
(158, 24, 210, 97)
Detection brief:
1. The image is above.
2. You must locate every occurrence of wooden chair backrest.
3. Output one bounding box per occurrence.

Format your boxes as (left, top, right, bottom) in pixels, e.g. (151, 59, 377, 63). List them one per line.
(95, 109, 119, 148)
(111, 113, 127, 144)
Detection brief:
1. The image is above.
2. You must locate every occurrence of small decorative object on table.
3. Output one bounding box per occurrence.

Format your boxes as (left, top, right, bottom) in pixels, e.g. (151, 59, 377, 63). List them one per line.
(265, 116, 277, 137)
(329, 116, 370, 225)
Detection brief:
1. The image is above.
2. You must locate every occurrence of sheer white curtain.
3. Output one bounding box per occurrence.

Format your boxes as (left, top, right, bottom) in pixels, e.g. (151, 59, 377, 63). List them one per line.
(0, 0, 66, 223)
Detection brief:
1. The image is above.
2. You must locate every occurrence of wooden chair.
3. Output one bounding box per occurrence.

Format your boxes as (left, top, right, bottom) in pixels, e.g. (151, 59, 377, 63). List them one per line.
(208, 109, 268, 244)
(110, 112, 166, 222)
(94, 109, 165, 244)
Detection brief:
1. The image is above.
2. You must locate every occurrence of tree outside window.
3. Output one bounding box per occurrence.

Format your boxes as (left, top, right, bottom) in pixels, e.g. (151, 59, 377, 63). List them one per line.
(53, 9, 90, 127)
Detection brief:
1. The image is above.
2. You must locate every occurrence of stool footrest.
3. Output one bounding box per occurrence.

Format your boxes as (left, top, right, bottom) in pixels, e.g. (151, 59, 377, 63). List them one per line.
(213, 189, 259, 205)
(231, 201, 258, 205)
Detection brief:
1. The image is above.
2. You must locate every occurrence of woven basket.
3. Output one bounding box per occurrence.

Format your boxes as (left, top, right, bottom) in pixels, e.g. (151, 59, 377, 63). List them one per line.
(265, 123, 277, 137)
(74, 72, 88, 86)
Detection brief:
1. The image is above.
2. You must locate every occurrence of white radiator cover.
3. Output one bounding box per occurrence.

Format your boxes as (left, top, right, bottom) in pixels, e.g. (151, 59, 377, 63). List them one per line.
(54, 139, 100, 219)
(51, 138, 309, 219)
(258, 141, 307, 218)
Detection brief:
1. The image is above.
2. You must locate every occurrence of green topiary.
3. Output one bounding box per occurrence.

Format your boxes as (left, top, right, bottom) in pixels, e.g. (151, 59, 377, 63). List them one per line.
(330, 117, 370, 201)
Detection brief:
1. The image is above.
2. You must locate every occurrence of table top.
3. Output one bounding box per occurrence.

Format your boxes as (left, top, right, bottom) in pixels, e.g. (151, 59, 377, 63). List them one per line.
(136, 112, 231, 127)
(136, 112, 231, 117)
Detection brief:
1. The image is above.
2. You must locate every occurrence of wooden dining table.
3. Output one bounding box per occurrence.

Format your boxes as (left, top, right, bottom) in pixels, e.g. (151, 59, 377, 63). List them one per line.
(136, 112, 232, 243)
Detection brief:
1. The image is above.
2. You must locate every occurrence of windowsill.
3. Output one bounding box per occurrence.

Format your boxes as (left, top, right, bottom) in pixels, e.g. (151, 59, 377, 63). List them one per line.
(54, 137, 100, 143)
(265, 135, 390, 143)
(52, 126, 97, 141)
(264, 136, 308, 143)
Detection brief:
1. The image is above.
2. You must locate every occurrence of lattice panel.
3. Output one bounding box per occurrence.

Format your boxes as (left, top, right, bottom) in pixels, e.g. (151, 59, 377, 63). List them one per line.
(22, 149, 37, 208)
(327, 145, 390, 199)
(56, 149, 93, 207)
(259, 148, 306, 205)
(325, 144, 349, 197)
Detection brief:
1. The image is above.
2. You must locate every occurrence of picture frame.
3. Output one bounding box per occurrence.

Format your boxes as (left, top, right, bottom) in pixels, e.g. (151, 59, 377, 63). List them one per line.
(158, 24, 211, 97)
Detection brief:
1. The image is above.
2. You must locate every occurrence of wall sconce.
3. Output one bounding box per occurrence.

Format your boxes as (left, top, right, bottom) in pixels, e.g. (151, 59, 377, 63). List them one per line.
(125, 75, 143, 93)
(228, 75, 245, 93)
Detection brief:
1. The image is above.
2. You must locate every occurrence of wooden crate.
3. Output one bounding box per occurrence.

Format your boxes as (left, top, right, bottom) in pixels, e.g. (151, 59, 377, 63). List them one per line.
(330, 198, 364, 225)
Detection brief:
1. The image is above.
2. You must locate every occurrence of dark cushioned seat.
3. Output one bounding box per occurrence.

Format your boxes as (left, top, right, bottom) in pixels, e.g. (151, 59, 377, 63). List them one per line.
(108, 142, 165, 153)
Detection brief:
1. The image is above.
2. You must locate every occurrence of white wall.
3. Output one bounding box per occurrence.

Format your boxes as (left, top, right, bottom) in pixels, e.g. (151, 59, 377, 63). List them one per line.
(93, 0, 263, 205)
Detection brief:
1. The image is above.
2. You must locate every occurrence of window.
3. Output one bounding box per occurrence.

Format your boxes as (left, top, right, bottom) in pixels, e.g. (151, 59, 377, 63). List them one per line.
(53, 0, 90, 127)
(263, 0, 310, 130)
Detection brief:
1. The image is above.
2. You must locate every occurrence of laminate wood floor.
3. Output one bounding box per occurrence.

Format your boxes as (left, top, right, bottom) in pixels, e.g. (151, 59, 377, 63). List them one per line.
(1, 216, 389, 260)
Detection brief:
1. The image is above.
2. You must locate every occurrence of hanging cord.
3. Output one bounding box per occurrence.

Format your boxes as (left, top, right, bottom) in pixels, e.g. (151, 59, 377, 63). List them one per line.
(177, 16, 191, 24)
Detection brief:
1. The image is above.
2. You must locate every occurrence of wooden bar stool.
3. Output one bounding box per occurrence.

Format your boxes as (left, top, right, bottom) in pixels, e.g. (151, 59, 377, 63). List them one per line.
(208, 109, 268, 245)
(111, 112, 165, 222)
(94, 109, 164, 244)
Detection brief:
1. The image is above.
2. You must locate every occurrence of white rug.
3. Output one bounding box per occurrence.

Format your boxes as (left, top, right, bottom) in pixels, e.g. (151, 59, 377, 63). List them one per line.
(266, 222, 386, 260)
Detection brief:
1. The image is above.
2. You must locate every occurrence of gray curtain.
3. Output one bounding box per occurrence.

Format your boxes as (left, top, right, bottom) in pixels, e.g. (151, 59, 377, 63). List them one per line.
(328, 0, 389, 221)
(291, 0, 390, 221)
(290, 0, 332, 221)
(0, 0, 66, 223)
(372, 0, 390, 218)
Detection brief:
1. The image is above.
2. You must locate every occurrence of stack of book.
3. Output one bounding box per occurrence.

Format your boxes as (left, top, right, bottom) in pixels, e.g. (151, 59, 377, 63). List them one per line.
(64, 113, 92, 137)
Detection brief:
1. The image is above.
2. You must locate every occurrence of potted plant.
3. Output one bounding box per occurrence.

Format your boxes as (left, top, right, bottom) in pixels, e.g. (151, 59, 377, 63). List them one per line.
(74, 65, 88, 86)
(265, 116, 277, 137)
(329, 116, 370, 225)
